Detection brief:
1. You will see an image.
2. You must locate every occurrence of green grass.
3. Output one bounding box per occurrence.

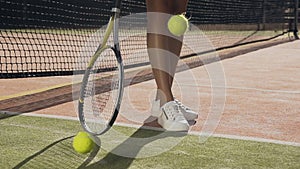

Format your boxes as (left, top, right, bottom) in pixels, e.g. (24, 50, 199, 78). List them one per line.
(0, 115, 299, 169)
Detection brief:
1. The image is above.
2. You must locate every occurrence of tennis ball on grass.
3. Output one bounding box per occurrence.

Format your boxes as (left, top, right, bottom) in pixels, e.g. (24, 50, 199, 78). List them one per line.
(72, 131, 94, 154)
(167, 14, 189, 36)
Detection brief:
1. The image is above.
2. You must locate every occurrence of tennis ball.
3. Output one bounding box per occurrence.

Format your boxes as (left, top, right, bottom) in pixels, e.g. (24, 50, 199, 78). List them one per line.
(72, 131, 94, 154)
(167, 14, 189, 36)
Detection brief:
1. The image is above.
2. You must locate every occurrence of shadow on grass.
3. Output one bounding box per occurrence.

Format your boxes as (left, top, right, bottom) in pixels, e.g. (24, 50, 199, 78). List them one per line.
(0, 111, 19, 120)
(13, 135, 100, 169)
(84, 117, 187, 169)
(12, 117, 187, 169)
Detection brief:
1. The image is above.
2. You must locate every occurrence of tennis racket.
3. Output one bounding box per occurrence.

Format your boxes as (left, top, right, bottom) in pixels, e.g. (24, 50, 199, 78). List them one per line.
(78, 0, 124, 135)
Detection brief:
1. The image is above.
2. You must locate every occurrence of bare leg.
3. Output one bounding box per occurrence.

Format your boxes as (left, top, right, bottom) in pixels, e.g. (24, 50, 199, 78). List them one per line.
(167, 0, 189, 87)
(146, 0, 189, 106)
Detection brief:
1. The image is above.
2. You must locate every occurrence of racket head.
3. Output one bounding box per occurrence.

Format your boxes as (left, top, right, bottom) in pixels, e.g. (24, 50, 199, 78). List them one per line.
(78, 47, 123, 135)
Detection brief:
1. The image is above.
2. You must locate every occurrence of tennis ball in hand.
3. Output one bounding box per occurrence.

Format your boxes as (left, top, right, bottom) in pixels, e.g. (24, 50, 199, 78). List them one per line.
(167, 14, 189, 36)
(72, 131, 94, 154)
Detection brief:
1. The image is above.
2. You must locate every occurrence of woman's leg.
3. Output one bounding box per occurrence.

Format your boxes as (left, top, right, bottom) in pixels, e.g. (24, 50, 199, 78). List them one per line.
(146, 0, 173, 105)
(167, 0, 189, 87)
(146, 0, 189, 106)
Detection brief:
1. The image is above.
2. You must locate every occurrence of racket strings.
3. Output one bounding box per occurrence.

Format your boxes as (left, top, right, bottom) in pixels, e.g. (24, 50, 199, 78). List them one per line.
(82, 48, 121, 133)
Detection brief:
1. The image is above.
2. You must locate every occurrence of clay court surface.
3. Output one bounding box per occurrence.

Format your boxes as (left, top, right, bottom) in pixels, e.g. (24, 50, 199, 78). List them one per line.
(0, 40, 299, 145)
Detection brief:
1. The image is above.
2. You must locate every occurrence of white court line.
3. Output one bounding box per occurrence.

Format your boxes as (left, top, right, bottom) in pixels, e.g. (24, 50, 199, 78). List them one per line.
(189, 131, 300, 147)
(117, 121, 300, 147)
(11, 113, 299, 147)
(23, 113, 79, 121)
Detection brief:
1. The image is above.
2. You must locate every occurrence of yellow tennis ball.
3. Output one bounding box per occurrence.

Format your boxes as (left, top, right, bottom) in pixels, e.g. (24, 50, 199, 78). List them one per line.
(168, 14, 189, 36)
(72, 132, 94, 154)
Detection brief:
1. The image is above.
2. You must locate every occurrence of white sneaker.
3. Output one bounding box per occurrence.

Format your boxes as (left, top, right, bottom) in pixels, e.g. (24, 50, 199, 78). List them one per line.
(151, 99, 198, 121)
(157, 101, 189, 131)
(174, 99, 198, 121)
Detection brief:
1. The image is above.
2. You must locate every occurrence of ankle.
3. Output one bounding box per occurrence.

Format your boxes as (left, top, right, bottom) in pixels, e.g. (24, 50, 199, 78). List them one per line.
(155, 89, 174, 106)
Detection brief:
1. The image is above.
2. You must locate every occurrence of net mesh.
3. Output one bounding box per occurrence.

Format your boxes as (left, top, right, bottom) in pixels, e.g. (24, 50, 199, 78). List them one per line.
(0, 0, 298, 78)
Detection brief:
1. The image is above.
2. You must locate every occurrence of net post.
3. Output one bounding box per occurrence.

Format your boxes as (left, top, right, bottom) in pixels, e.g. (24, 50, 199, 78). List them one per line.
(294, 0, 299, 39)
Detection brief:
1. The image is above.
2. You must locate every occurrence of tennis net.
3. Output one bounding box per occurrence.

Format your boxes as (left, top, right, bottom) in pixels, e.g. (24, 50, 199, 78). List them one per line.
(0, 0, 299, 78)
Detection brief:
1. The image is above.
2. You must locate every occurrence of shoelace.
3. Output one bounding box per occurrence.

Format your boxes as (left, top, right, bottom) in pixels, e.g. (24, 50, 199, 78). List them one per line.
(174, 99, 191, 111)
(164, 103, 186, 121)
